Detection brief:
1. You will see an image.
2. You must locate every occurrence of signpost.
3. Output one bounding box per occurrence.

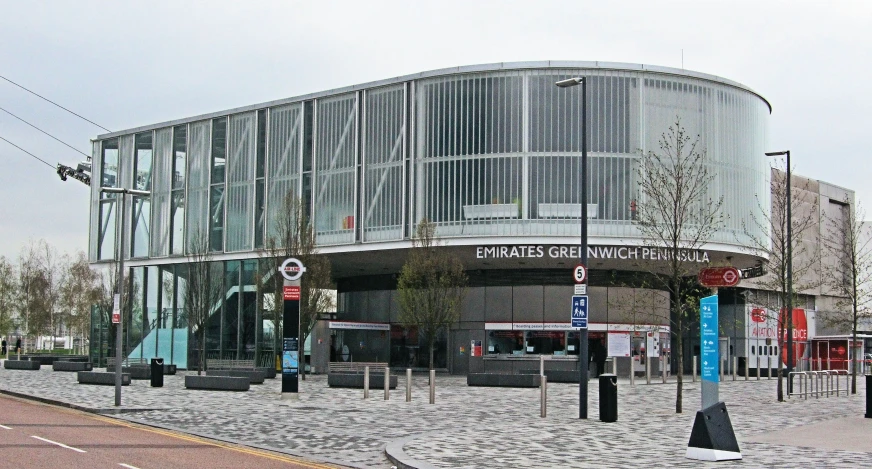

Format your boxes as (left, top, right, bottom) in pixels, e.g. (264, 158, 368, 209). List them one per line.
(571, 296, 588, 329)
(279, 258, 305, 399)
(700, 295, 719, 408)
(697, 267, 740, 288)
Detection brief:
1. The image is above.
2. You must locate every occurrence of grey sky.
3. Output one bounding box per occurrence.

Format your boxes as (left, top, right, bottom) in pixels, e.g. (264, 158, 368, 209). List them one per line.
(1, 0, 869, 261)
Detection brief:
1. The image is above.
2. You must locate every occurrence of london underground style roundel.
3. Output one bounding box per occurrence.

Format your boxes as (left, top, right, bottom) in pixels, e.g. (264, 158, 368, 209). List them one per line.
(279, 258, 307, 281)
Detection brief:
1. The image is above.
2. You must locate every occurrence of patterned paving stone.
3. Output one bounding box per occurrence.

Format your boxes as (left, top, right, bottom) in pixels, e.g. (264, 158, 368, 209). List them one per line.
(0, 364, 868, 468)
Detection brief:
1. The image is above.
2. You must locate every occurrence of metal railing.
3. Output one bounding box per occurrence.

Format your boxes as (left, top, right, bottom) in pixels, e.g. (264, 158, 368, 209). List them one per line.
(788, 370, 850, 399)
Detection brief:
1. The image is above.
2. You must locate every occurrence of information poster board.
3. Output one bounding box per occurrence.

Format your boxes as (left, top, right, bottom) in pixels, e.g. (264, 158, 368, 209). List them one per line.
(608, 332, 631, 357)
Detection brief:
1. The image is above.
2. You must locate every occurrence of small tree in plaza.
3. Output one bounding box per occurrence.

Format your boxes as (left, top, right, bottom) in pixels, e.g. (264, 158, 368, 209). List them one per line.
(821, 198, 872, 394)
(634, 118, 726, 414)
(0, 256, 17, 339)
(742, 166, 819, 402)
(184, 229, 223, 375)
(397, 219, 467, 371)
(262, 192, 334, 379)
(59, 252, 103, 354)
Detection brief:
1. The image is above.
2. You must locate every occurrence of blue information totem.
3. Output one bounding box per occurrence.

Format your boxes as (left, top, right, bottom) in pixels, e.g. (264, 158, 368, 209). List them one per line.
(700, 295, 719, 408)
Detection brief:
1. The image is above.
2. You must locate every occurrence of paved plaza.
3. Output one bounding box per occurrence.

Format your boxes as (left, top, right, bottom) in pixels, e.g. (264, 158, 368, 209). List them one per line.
(1, 364, 870, 468)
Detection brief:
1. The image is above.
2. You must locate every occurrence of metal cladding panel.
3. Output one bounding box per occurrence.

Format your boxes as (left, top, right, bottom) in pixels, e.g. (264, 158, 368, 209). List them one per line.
(314, 93, 357, 245)
(150, 127, 172, 257)
(226, 112, 256, 252)
(185, 120, 211, 250)
(266, 102, 302, 241)
(362, 84, 404, 242)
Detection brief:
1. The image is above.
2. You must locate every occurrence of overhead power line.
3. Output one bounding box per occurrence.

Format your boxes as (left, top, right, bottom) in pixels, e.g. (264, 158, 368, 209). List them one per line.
(0, 105, 90, 158)
(0, 134, 55, 169)
(0, 74, 111, 132)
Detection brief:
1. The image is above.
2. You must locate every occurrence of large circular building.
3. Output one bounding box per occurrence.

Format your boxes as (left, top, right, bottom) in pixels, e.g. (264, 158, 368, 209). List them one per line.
(88, 62, 772, 376)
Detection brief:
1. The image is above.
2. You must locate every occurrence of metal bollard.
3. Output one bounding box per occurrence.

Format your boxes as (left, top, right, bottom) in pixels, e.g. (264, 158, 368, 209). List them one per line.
(661, 355, 666, 384)
(540, 355, 545, 377)
(384, 366, 390, 400)
(645, 358, 651, 385)
(540, 375, 547, 418)
(364, 366, 370, 399)
(630, 358, 635, 387)
(745, 357, 748, 381)
(733, 357, 737, 381)
(692, 356, 697, 383)
(612, 357, 617, 375)
(429, 369, 435, 404)
(406, 368, 412, 402)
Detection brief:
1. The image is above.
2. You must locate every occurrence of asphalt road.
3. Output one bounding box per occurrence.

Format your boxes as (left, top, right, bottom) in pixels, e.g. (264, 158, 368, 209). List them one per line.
(0, 394, 338, 469)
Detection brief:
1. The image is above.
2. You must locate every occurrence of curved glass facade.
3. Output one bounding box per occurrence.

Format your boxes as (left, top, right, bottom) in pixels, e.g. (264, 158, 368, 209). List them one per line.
(90, 64, 770, 263)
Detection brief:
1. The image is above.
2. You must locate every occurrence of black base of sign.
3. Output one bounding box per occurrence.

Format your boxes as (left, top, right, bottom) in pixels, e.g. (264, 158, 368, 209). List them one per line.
(686, 401, 741, 461)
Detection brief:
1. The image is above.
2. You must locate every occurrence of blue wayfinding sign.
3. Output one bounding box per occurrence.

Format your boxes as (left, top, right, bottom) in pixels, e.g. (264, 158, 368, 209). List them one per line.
(571, 295, 588, 329)
(700, 295, 719, 383)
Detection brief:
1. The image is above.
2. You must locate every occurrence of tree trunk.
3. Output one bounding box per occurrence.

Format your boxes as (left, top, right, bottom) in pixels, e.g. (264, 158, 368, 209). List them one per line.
(429, 335, 435, 371)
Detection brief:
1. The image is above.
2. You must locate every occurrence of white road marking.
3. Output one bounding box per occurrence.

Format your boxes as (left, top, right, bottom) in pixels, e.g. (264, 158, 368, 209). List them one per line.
(0, 424, 12, 430)
(119, 464, 141, 469)
(31, 435, 87, 453)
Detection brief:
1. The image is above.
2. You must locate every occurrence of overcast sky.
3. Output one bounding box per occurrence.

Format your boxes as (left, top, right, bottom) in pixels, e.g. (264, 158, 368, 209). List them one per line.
(1, 0, 870, 261)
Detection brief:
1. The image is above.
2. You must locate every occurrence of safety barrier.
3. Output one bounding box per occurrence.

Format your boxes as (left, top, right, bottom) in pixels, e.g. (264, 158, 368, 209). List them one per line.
(788, 370, 850, 399)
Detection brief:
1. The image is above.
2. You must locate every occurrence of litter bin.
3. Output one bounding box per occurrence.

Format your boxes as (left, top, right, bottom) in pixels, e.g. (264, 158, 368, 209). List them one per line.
(599, 373, 618, 422)
(150, 358, 164, 388)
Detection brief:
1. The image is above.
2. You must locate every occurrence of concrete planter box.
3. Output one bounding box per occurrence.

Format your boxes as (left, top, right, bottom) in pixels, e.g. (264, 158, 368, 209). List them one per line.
(162, 364, 177, 375)
(106, 366, 151, 380)
(185, 375, 249, 391)
(4, 360, 41, 370)
(258, 367, 277, 379)
(21, 355, 89, 366)
(467, 373, 541, 387)
(328, 373, 398, 389)
(78, 371, 131, 386)
(519, 369, 580, 383)
(53, 361, 93, 372)
(206, 369, 266, 384)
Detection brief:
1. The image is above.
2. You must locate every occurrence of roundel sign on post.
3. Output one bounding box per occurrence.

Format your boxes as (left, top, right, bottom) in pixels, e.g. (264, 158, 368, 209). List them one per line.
(697, 267, 740, 288)
(573, 264, 588, 284)
(279, 258, 307, 281)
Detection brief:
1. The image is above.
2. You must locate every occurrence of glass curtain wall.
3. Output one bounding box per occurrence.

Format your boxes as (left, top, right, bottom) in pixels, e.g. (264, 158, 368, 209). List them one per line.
(266, 103, 303, 241)
(131, 132, 153, 258)
(210, 118, 227, 252)
(150, 128, 172, 257)
(186, 120, 211, 252)
(97, 138, 119, 260)
(363, 84, 405, 242)
(226, 112, 256, 252)
(170, 125, 187, 255)
(314, 93, 357, 245)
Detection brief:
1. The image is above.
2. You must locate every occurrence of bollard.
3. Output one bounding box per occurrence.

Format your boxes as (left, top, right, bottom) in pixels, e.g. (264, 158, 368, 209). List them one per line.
(540, 375, 547, 418)
(406, 368, 412, 402)
(661, 355, 666, 384)
(612, 357, 617, 375)
(757, 356, 760, 380)
(540, 355, 545, 377)
(384, 366, 390, 400)
(692, 356, 697, 383)
(598, 374, 618, 422)
(733, 357, 737, 381)
(364, 366, 370, 399)
(630, 358, 635, 386)
(645, 358, 651, 385)
(745, 357, 749, 381)
(429, 369, 435, 404)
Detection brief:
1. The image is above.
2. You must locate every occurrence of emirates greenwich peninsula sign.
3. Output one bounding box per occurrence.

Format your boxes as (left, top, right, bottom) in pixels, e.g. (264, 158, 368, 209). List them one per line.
(475, 245, 711, 263)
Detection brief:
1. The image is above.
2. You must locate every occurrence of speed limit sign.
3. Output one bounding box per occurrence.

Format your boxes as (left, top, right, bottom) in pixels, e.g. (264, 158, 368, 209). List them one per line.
(573, 264, 587, 284)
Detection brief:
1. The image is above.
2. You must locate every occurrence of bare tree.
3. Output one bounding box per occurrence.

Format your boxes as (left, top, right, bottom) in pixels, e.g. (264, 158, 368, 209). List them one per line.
(185, 229, 224, 375)
(397, 219, 467, 370)
(743, 166, 819, 401)
(262, 192, 334, 379)
(634, 118, 726, 413)
(821, 198, 872, 394)
(59, 252, 103, 354)
(0, 256, 17, 339)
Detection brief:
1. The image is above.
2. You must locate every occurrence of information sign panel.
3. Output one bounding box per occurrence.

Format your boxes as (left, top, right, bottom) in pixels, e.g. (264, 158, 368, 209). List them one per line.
(700, 295, 719, 409)
(571, 295, 588, 329)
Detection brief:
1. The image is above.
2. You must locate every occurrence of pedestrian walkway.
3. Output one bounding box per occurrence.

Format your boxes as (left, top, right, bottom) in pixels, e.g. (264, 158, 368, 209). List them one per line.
(0, 365, 869, 468)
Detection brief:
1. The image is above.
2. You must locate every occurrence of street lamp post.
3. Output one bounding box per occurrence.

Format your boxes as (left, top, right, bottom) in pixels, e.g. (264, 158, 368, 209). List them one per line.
(101, 186, 150, 406)
(556, 76, 589, 419)
(764, 150, 792, 394)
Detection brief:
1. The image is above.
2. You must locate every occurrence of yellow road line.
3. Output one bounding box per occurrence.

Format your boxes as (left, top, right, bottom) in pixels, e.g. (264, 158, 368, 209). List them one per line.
(88, 414, 338, 468)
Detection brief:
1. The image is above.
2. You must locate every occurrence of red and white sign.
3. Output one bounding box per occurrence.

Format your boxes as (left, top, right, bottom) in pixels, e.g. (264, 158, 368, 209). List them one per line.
(780, 308, 808, 368)
(112, 311, 120, 324)
(112, 294, 120, 324)
(279, 258, 307, 281)
(283, 285, 301, 301)
(573, 264, 588, 284)
(697, 267, 740, 287)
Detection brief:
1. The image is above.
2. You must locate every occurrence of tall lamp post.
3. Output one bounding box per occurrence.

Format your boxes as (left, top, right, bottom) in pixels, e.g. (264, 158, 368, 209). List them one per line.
(101, 186, 150, 406)
(764, 150, 792, 393)
(556, 76, 589, 419)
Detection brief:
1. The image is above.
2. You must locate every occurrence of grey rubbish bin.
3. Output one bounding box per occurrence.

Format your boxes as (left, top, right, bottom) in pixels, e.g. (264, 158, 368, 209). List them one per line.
(599, 373, 618, 422)
(150, 358, 164, 387)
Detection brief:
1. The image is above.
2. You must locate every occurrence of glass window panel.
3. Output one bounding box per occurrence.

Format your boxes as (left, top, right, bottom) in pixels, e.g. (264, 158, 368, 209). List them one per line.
(151, 128, 172, 257)
(131, 196, 150, 258)
(186, 120, 211, 251)
(210, 186, 225, 252)
(97, 199, 116, 260)
(101, 138, 119, 187)
(211, 117, 227, 183)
